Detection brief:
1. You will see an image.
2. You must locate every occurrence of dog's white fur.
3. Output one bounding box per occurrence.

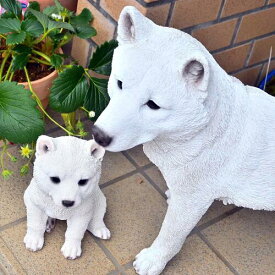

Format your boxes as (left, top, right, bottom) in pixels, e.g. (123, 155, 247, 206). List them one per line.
(24, 135, 110, 259)
(94, 6, 275, 274)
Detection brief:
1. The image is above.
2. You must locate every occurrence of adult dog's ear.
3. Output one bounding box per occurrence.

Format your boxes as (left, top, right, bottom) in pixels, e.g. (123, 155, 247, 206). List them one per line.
(88, 140, 105, 161)
(117, 6, 155, 43)
(36, 135, 55, 155)
(183, 54, 209, 93)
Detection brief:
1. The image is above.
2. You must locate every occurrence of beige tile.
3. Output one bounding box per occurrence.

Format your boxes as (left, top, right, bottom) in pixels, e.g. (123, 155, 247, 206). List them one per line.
(0, 221, 115, 274)
(144, 166, 167, 193)
(198, 200, 236, 226)
(0, 237, 25, 274)
(102, 174, 167, 265)
(126, 234, 231, 274)
(126, 145, 150, 167)
(203, 209, 275, 274)
(100, 151, 136, 184)
(0, 147, 32, 227)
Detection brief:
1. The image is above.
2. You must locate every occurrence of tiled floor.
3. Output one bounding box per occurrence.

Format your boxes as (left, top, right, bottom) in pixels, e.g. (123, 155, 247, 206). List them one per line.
(0, 114, 275, 274)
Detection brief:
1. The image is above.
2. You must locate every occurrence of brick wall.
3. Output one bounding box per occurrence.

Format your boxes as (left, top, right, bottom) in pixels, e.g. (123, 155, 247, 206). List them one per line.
(72, 0, 275, 86)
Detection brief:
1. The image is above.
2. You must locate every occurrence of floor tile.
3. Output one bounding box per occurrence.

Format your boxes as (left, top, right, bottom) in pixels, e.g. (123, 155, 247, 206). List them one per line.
(126, 145, 150, 167)
(125, 234, 232, 275)
(102, 174, 167, 265)
(0, 236, 25, 274)
(144, 166, 167, 193)
(203, 208, 275, 274)
(0, 221, 115, 274)
(0, 146, 32, 227)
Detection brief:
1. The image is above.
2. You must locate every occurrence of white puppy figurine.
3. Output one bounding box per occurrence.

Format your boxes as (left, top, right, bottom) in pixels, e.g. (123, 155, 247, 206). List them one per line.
(92, 6, 275, 275)
(24, 135, 110, 259)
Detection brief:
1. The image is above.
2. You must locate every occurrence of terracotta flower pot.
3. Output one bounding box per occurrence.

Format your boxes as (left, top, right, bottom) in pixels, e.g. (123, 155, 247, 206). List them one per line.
(21, 69, 58, 109)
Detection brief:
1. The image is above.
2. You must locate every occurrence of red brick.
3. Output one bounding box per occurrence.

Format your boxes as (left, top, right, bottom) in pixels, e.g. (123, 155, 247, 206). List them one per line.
(192, 19, 237, 51)
(233, 65, 261, 85)
(213, 43, 251, 72)
(76, 0, 116, 45)
(221, 0, 265, 17)
(170, 0, 222, 29)
(71, 37, 91, 67)
(236, 7, 275, 42)
(249, 35, 275, 65)
(269, 0, 275, 4)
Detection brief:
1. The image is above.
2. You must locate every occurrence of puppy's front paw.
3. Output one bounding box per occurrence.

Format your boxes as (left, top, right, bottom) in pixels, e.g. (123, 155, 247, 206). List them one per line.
(24, 233, 44, 252)
(61, 240, 82, 260)
(133, 247, 167, 275)
(92, 226, 111, 240)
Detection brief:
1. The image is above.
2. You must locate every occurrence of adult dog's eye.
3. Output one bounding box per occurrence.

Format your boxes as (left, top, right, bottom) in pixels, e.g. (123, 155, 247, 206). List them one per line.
(146, 100, 160, 110)
(78, 179, 89, 186)
(50, 177, 60, 184)
(117, 80, 122, 89)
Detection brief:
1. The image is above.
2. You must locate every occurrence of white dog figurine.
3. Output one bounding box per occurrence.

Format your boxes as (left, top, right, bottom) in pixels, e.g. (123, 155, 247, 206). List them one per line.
(24, 135, 110, 259)
(92, 6, 275, 275)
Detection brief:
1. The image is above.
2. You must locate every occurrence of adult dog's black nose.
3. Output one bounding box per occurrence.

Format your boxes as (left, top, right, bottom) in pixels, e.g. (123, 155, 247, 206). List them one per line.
(62, 200, 75, 207)
(91, 125, 112, 147)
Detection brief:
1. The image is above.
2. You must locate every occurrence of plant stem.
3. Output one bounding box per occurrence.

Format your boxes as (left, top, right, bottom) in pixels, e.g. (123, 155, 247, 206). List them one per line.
(9, 72, 14, 81)
(32, 50, 51, 63)
(31, 57, 51, 66)
(0, 52, 10, 81)
(23, 67, 80, 137)
(4, 62, 12, 81)
(0, 140, 7, 170)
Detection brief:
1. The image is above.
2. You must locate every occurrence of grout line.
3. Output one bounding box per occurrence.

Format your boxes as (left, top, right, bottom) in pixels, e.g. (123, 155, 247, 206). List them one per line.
(197, 207, 242, 231)
(165, 0, 175, 27)
(196, 230, 240, 275)
(90, 233, 125, 273)
(100, 162, 153, 189)
(0, 217, 26, 233)
(244, 40, 255, 67)
(135, 0, 175, 8)
(121, 151, 166, 198)
(255, 63, 265, 85)
(230, 17, 242, 46)
(217, 0, 226, 21)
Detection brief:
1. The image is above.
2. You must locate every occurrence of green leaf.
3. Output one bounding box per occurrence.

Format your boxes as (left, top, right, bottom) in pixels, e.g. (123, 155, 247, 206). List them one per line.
(0, 18, 21, 33)
(0, 0, 22, 17)
(21, 18, 43, 37)
(50, 54, 63, 69)
(6, 31, 26, 45)
(48, 20, 75, 32)
(11, 52, 30, 71)
(84, 77, 110, 120)
(50, 66, 88, 112)
(71, 8, 93, 25)
(43, 5, 58, 16)
(0, 11, 17, 19)
(13, 44, 31, 53)
(54, 0, 64, 12)
(75, 25, 96, 39)
(0, 81, 44, 143)
(24, 1, 40, 19)
(28, 8, 49, 30)
(88, 40, 118, 76)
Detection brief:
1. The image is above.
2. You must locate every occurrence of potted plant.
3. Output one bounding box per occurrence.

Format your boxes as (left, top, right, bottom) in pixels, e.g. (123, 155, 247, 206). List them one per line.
(0, 0, 117, 179)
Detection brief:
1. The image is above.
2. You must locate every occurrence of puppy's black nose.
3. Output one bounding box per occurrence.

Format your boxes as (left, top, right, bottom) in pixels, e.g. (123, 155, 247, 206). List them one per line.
(62, 200, 75, 207)
(91, 125, 112, 147)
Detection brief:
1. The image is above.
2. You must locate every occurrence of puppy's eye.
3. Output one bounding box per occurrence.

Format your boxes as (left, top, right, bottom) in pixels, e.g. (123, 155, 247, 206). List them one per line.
(146, 100, 160, 110)
(78, 179, 89, 186)
(117, 80, 122, 89)
(50, 177, 60, 184)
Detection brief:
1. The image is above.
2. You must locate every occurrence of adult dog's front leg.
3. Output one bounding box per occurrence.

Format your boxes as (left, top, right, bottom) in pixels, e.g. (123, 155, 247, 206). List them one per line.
(134, 191, 212, 275)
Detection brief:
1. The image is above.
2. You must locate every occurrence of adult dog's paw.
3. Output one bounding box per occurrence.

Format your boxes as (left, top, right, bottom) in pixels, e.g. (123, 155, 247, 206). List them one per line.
(133, 247, 167, 275)
(24, 233, 44, 252)
(92, 226, 111, 240)
(61, 240, 82, 260)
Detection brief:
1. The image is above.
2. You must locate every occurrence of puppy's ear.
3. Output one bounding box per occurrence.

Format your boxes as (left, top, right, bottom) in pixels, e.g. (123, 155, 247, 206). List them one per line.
(117, 6, 155, 43)
(183, 54, 209, 93)
(36, 135, 55, 155)
(88, 140, 105, 161)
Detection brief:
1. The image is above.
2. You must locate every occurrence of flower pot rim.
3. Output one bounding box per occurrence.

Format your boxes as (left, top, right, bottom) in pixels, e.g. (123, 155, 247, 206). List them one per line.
(20, 68, 58, 85)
